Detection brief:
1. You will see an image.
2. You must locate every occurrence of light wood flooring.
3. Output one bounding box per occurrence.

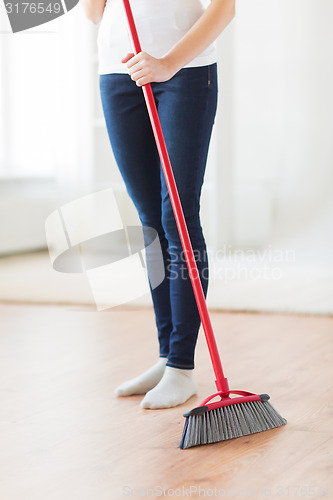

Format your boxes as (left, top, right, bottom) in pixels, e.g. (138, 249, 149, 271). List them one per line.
(0, 303, 332, 499)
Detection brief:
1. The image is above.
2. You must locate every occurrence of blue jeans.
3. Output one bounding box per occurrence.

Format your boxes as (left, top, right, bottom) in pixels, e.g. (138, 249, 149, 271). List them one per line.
(99, 63, 218, 369)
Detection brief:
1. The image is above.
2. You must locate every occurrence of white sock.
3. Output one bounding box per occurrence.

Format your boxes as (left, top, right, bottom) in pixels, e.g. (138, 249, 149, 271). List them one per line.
(140, 366, 197, 409)
(114, 358, 167, 396)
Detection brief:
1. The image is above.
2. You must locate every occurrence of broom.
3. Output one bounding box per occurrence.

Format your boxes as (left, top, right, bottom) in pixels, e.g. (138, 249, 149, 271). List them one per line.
(122, 0, 287, 449)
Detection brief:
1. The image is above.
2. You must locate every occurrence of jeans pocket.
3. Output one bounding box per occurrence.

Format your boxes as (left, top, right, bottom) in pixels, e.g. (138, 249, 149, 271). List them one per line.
(208, 65, 211, 86)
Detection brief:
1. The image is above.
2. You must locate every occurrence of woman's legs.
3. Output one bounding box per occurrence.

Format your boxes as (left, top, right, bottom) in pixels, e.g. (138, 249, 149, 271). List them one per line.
(99, 64, 218, 406)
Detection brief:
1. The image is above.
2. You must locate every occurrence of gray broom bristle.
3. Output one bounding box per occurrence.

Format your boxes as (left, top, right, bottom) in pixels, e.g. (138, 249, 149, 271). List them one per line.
(179, 400, 287, 449)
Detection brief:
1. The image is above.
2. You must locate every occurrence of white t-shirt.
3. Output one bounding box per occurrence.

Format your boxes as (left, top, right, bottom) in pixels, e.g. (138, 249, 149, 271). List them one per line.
(97, 0, 217, 75)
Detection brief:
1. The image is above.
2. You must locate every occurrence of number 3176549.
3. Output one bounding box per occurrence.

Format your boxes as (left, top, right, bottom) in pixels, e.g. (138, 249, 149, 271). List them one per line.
(5, 3, 62, 14)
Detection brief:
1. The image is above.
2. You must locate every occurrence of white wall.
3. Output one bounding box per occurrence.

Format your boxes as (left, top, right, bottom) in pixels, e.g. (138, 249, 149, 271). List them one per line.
(221, 0, 333, 256)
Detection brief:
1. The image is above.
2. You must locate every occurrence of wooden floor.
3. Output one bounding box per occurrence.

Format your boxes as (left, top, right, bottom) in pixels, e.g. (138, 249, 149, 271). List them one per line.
(0, 303, 332, 499)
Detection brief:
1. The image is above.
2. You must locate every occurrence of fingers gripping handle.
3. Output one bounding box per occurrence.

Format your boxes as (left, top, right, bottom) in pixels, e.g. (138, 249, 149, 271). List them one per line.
(122, 0, 229, 394)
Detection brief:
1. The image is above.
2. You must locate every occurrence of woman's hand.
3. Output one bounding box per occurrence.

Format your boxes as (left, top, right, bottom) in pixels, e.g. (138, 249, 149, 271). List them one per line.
(122, 52, 180, 87)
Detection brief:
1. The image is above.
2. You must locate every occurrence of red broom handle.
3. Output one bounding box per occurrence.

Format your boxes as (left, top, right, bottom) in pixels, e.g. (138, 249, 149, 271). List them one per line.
(122, 0, 229, 394)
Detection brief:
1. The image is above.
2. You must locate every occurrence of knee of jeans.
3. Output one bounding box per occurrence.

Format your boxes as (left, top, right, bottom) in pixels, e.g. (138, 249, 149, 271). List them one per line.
(161, 203, 203, 250)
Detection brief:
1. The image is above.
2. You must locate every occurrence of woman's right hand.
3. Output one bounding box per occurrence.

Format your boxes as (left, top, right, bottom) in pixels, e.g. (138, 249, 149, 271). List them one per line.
(122, 52, 180, 86)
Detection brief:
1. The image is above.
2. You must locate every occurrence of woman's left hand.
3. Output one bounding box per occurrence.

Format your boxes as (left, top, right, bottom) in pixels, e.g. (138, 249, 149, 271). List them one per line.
(122, 52, 178, 86)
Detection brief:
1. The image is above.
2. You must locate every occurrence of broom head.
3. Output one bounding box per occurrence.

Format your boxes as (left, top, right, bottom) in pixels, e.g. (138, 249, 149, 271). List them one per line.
(179, 390, 287, 449)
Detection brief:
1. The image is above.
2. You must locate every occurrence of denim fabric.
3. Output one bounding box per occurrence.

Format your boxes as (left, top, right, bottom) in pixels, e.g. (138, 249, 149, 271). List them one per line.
(99, 63, 218, 369)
